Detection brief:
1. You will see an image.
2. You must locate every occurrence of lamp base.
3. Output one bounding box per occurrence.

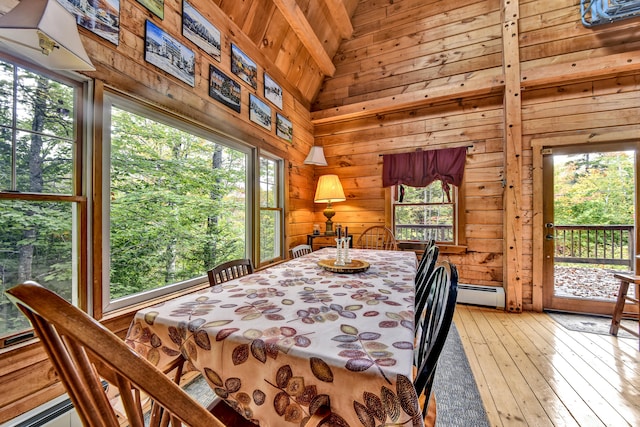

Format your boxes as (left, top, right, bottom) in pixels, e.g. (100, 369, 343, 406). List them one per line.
(323, 202, 336, 235)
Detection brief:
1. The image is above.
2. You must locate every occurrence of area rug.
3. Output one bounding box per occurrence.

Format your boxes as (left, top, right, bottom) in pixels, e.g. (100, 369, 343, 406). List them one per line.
(433, 323, 490, 427)
(547, 311, 636, 338)
(183, 323, 490, 427)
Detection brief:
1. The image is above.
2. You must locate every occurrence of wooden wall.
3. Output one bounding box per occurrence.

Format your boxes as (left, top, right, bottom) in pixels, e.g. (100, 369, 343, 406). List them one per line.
(310, 0, 640, 314)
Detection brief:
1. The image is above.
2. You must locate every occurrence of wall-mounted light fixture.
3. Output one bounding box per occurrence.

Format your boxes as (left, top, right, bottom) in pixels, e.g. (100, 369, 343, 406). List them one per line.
(0, 0, 95, 71)
(314, 174, 346, 235)
(304, 146, 328, 166)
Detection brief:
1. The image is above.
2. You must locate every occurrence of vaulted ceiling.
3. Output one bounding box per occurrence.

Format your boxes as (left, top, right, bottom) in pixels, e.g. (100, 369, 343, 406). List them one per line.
(209, 0, 359, 105)
(0, 0, 359, 107)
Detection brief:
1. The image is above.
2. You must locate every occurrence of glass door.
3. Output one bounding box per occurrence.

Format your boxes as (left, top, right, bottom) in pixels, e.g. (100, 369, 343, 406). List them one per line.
(542, 143, 639, 314)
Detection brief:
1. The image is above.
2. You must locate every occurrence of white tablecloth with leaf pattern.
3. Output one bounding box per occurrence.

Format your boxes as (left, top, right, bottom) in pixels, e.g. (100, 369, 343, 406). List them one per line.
(126, 248, 423, 427)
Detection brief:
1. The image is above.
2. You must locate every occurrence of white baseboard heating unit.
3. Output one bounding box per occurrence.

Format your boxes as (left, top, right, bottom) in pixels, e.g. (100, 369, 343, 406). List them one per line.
(457, 284, 505, 309)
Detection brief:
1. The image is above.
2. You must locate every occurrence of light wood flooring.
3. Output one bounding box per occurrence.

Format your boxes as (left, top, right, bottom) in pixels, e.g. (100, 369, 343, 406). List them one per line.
(454, 304, 639, 427)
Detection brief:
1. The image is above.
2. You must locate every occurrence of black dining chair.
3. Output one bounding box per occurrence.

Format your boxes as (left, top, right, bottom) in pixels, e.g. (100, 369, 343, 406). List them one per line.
(207, 258, 254, 286)
(414, 261, 458, 419)
(414, 243, 440, 327)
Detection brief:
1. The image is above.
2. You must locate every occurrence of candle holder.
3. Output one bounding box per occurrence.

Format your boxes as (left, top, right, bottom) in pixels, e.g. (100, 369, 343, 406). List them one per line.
(344, 237, 351, 264)
(335, 237, 346, 266)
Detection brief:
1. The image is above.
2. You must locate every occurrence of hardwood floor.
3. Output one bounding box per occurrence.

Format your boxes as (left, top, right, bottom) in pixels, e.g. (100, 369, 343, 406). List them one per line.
(454, 304, 639, 427)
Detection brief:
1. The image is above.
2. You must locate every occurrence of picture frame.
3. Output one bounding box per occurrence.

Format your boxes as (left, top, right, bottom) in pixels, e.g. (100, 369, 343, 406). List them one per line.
(264, 73, 283, 110)
(231, 44, 257, 90)
(276, 113, 293, 142)
(249, 94, 272, 131)
(137, 0, 164, 19)
(144, 20, 195, 87)
(182, 1, 221, 62)
(57, 0, 120, 45)
(209, 65, 241, 113)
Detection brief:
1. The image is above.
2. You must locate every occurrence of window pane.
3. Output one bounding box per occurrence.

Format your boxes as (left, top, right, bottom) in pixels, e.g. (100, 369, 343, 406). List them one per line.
(260, 210, 280, 262)
(16, 130, 74, 193)
(0, 61, 75, 193)
(0, 200, 75, 336)
(395, 205, 453, 242)
(0, 62, 14, 191)
(109, 107, 247, 301)
(399, 183, 446, 203)
(260, 157, 276, 207)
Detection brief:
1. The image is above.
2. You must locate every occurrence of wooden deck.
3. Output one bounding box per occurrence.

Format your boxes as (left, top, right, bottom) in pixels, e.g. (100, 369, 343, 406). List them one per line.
(455, 304, 639, 426)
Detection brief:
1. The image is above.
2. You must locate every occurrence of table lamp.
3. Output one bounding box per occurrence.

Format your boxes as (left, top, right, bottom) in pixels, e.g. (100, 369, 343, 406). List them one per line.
(314, 174, 346, 235)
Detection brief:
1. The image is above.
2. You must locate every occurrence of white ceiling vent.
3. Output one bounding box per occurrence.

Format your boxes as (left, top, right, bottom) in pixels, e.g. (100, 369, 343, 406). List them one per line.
(582, 0, 640, 27)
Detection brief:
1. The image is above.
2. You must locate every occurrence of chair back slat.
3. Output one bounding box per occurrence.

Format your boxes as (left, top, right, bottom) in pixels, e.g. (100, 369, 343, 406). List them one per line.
(291, 244, 313, 258)
(414, 244, 440, 326)
(5, 281, 226, 427)
(357, 226, 398, 250)
(208, 258, 254, 286)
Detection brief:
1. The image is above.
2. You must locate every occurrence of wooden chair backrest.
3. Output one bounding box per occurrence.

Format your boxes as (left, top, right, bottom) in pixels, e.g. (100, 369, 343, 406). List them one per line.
(5, 281, 226, 427)
(356, 226, 398, 250)
(414, 244, 440, 326)
(414, 261, 458, 415)
(290, 244, 313, 258)
(207, 258, 254, 286)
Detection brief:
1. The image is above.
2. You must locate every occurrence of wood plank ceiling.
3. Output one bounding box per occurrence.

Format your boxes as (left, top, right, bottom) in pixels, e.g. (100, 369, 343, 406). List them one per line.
(0, 0, 358, 106)
(211, 0, 359, 105)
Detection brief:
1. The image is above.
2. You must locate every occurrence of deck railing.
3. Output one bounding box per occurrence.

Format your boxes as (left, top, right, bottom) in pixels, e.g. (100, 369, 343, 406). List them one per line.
(395, 224, 453, 242)
(553, 225, 635, 268)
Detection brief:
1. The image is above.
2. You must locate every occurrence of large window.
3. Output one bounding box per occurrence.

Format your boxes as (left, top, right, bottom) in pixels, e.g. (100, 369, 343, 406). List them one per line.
(392, 182, 458, 244)
(0, 59, 84, 344)
(105, 95, 252, 310)
(259, 155, 283, 264)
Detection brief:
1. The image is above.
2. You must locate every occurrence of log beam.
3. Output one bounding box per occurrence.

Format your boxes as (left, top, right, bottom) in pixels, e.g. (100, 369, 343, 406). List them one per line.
(273, 0, 336, 76)
(502, 0, 523, 313)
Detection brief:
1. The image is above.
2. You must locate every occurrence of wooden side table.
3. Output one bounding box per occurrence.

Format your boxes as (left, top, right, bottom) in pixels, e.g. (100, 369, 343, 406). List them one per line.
(307, 234, 353, 251)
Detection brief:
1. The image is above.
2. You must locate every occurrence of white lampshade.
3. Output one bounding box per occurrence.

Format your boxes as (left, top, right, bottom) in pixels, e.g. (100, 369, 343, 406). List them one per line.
(304, 146, 328, 166)
(314, 174, 346, 203)
(0, 0, 95, 71)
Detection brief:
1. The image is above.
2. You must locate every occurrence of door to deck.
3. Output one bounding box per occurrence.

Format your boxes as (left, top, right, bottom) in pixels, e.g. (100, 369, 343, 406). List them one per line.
(542, 143, 639, 315)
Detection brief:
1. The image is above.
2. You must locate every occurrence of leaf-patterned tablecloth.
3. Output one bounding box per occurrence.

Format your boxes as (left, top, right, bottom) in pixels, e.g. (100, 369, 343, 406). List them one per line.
(126, 248, 423, 427)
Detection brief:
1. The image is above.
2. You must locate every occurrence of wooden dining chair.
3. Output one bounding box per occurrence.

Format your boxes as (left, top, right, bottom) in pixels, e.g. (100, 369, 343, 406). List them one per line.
(290, 244, 313, 258)
(414, 243, 440, 327)
(414, 261, 459, 422)
(5, 281, 230, 427)
(356, 226, 398, 250)
(207, 258, 254, 286)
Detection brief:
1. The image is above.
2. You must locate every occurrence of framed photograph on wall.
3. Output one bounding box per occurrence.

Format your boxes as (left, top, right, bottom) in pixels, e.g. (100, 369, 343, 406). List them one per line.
(209, 65, 241, 113)
(182, 1, 221, 62)
(249, 94, 271, 131)
(57, 0, 120, 45)
(144, 20, 195, 87)
(264, 73, 283, 110)
(231, 44, 257, 90)
(137, 0, 164, 19)
(276, 113, 293, 142)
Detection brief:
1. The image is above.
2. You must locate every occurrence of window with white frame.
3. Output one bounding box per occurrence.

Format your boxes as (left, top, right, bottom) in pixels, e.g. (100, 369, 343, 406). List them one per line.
(259, 155, 283, 264)
(0, 58, 85, 344)
(104, 93, 253, 310)
(392, 182, 458, 244)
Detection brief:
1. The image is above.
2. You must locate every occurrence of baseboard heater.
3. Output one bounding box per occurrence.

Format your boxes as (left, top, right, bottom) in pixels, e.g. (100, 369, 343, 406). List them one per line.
(457, 284, 505, 309)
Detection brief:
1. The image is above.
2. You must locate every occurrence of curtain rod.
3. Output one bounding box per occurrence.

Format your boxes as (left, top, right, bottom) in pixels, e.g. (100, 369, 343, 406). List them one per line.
(379, 144, 473, 156)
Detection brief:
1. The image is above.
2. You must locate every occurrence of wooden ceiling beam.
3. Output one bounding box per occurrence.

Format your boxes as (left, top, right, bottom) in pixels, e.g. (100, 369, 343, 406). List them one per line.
(323, 0, 353, 40)
(272, 0, 336, 76)
(310, 74, 505, 124)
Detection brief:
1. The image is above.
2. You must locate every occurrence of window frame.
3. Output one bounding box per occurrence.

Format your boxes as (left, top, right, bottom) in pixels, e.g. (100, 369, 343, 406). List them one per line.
(390, 179, 466, 249)
(100, 90, 256, 314)
(257, 152, 284, 266)
(0, 55, 90, 346)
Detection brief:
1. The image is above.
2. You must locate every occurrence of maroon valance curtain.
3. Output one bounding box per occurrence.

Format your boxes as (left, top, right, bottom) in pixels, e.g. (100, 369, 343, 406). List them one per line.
(382, 146, 467, 198)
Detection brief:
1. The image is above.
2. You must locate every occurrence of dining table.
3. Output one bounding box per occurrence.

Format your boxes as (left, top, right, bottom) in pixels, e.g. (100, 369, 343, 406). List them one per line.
(125, 247, 424, 427)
